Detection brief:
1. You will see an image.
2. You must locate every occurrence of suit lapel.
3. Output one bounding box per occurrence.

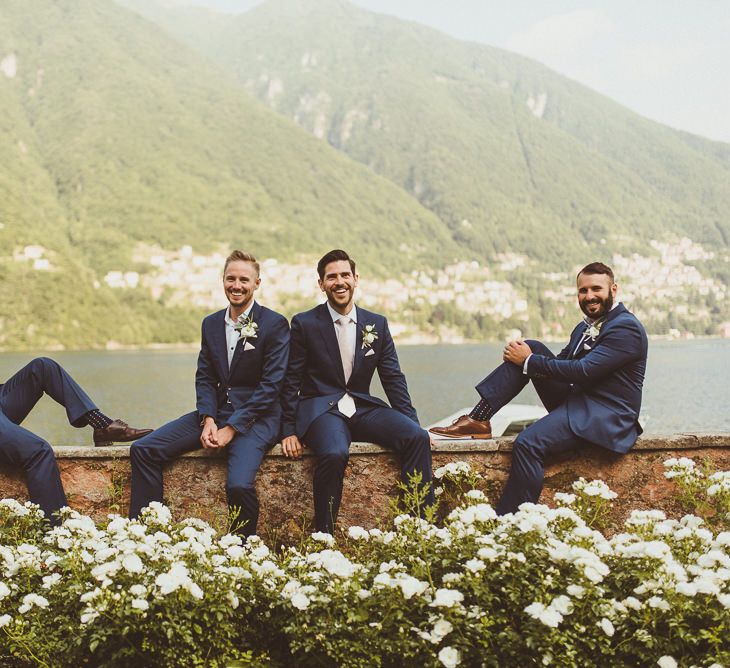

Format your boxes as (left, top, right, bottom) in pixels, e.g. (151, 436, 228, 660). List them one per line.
(351, 309, 368, 376)
(229, 302, 260, 377)
(317, 304, 346, 385)
(209, 310, 229, 380)
(567, 322, 588, 359)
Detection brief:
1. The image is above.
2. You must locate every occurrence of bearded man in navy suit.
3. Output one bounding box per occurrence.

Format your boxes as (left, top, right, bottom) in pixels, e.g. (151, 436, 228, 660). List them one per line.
(430, 262, 648, 515)
(280, 249, 434, 533)
(129, 250, 289, 537)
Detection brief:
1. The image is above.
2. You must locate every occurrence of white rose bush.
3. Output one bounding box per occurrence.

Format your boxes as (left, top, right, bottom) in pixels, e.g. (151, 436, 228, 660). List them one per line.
(1, 458, 729, 667)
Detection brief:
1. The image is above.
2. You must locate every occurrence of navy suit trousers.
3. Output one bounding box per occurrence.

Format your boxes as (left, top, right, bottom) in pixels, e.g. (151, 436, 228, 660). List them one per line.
(0, 357, 97, 522)
(475, 341, 590, 515)
(304, 403, 434, 533)
(129, 410, 270, 537)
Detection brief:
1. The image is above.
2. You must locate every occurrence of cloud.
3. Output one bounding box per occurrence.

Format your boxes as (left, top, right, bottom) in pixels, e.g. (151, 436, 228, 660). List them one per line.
(505, 9, 615, 62)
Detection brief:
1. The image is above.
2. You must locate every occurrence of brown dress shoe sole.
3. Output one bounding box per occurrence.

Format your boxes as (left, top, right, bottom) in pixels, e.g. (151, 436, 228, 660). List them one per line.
(428, 429, 492, 440)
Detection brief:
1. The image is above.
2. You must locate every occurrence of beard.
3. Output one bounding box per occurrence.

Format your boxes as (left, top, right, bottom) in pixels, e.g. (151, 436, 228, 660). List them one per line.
(580, 291, 613, 319)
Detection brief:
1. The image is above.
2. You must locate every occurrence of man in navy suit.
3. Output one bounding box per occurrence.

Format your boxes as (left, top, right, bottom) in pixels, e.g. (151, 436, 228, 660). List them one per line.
(129, 251, 289, 537)
(430, 262, 648, 514)
(280, 249, 433, 533)
(0, 358, 151, 524)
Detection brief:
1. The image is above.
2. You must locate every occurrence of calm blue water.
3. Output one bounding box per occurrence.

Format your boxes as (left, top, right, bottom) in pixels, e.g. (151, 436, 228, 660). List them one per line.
(0, 339, 727, 446)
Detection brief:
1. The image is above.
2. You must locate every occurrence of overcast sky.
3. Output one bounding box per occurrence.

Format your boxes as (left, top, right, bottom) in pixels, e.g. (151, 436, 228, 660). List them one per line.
(180, 0, 730, 144)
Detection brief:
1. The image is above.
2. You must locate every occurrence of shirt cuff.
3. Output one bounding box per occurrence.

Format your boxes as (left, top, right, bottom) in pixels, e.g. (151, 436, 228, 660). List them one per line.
(522, 353, 533, 375)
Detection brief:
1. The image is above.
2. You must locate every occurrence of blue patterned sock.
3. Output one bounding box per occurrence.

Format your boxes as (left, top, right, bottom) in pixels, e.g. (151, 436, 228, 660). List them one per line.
(469, 399, 493, 421)
(85, 409, 113, 429)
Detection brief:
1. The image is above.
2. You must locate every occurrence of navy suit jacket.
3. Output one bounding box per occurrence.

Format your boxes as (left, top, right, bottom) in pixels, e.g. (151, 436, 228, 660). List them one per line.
(280, 303, 418, 438)
(196, 302, 290, 440)
(526, 303, 648, 453)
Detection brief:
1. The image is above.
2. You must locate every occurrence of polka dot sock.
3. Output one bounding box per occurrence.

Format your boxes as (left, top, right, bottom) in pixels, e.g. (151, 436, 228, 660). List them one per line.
(469, 399, 494, 422)
(85, 409, 113, 429)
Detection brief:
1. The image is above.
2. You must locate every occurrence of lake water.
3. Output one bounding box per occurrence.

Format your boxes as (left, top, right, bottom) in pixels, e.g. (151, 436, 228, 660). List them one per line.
(0, 339, 727, 446)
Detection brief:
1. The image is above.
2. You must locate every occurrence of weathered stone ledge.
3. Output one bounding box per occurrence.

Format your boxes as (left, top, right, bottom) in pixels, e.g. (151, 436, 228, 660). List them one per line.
(45, 432, 730, 459)
(2, 434, 729, 541)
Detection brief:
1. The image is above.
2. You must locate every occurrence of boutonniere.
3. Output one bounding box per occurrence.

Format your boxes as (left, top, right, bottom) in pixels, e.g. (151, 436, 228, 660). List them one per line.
(361, 324, 378, 349)
(234, 314, 258, 340)
(583, 318, 605, 349)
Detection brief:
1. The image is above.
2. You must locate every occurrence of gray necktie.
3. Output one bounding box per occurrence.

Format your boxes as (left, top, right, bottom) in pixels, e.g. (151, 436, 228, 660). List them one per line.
(335, 316, 356, 417)
(335, 316, 354, 381)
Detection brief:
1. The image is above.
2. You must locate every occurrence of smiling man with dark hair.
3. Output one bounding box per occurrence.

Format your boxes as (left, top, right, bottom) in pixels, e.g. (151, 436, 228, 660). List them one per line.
(280, 249, 434, 533)
(430, 262, 648, 514)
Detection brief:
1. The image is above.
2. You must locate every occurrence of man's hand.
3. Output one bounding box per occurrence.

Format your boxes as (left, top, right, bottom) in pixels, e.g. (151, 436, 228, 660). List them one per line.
(503, 339, 532, 366)
(200, 417, 219, 449)
(215, 425, 237, 448)
(281, 434, 304, 459)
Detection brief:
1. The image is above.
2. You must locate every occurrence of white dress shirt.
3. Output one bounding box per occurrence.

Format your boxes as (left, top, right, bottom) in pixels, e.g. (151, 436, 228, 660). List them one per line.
(225, 302, 255, 368)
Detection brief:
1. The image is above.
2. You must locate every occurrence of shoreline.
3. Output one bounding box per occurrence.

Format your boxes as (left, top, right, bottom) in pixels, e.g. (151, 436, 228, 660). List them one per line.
(0, 334, 727, 354)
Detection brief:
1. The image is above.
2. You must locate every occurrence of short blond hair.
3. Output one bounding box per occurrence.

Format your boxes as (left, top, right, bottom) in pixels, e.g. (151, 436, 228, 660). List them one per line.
(224, 250, 260, 276)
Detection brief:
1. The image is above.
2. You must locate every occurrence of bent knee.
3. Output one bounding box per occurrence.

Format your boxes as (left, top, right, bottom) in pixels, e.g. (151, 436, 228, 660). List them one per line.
(512, 435, 540, 460)
(523, 340, 550, 355)
(23, 439, 55, 466)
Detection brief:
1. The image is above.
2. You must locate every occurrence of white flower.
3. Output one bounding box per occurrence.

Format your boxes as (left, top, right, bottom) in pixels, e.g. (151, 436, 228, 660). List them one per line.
(131, 598, 149, 611)
(566, 585, 585, 598)
(41, 573, 62, 589)
(525, 602, 563, 628)
(361, 324, 378, 348)
(0, 582, 11, 599)
(438, 646, 461, 668)
(130, 584, 147, 597)
(396, 575, 429, 600)
(0, 614, 11, 628)
(121, 554, 144, 574)
(347, 526, 369, 541)
(657, 657, 678, 668)
(464, 559, 485, 573)
(290, 592, 311, 610)
(600, 618, 615, 637)
(465, 489, 486, 501)
(430, 588, 464, 608)
(234, 315, 258, 340)
(550, 596, 573, 615)
(19, 593, 49, 614)
(554, 492, 576, 505)
(572, 478, 617, 500)
(432, 618, 453, 640)
(310, 532, 335, 546)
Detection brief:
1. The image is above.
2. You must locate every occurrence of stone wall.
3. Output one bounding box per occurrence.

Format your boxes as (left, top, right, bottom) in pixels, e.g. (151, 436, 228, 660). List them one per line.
(1, 434, 729, 541)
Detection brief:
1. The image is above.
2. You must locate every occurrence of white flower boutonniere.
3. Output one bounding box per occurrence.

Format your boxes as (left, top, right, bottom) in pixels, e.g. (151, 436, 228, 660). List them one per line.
(361, 324, 378, 349)
(583, 318, 605, 350)
(234, 315, 258, 340)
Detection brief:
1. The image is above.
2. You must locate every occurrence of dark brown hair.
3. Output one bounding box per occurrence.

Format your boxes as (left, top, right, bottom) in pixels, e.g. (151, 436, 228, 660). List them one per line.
(317, 249, 356, 279)
(577, 261, 614, 283)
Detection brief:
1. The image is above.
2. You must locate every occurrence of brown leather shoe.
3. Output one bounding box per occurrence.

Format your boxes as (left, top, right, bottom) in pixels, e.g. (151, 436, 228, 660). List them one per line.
(429, 415, 492, 439)
(94, 420, 153, 447)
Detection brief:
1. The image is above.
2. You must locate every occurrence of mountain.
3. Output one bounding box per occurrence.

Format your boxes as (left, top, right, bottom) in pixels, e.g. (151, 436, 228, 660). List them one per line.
(123, 0, 730, 267)
(0, 0, 458, 349)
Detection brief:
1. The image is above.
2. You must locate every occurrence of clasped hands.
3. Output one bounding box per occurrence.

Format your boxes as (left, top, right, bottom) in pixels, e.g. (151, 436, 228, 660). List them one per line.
(200, 417, 236, 449)
(503, 339, 532, 365)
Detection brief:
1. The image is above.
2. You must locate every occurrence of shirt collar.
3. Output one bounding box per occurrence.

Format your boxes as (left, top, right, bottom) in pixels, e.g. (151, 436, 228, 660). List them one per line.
(326, 301, 357, 324)
(225, 302, 255, 327)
